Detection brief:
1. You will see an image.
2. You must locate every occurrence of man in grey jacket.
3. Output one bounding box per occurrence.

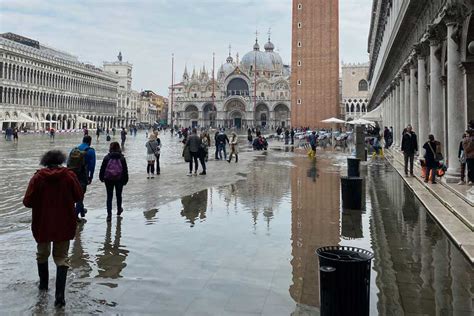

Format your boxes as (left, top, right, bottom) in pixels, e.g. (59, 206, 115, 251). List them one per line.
(186, 128, 205, 176)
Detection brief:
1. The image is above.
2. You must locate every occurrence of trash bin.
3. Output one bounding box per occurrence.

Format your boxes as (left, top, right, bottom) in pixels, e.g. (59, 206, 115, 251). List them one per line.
(317, 246, 374, 316)
(347, 157, 360, 177)
(340, 176, 364, 210)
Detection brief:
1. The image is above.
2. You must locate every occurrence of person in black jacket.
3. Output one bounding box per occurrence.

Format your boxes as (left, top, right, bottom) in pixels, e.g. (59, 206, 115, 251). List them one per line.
(401, 125, 418, 176)
(99, 142, 129, 222)
(422, 134, 438, 184)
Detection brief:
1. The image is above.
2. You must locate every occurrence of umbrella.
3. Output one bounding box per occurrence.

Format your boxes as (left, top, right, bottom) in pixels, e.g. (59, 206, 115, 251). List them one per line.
(321, 117, 346, 124)
(348, 118, 376, 127)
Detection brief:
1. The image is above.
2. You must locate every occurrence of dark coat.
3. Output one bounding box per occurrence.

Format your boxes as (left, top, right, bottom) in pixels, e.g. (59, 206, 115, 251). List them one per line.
(23, 167, 83, 243)
(423, 141, 438, 168)
(401, 132, 418, 154)
(99, 152, 129, 185)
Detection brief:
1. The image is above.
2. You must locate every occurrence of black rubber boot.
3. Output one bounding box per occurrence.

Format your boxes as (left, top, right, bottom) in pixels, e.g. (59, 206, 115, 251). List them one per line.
(54, 266, 68, 308)
(37, 262, 49, 290)
(236, 155, 238, 163)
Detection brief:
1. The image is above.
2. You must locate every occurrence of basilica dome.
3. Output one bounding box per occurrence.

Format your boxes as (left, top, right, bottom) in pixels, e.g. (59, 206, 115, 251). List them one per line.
(240, 39, 274, 73)
(219, 55, 236, 78)
(264, 38, 283, 72)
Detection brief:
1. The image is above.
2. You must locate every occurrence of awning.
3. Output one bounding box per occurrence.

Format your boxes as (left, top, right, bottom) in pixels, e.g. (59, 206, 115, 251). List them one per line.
(347, 118, 376, 127)
(76, 116, 95, 124)
(18, 112, 36, 123)
(362, 106, 382, 122)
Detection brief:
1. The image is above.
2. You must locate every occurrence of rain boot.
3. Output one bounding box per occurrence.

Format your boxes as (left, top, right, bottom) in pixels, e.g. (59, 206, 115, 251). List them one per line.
(54, 266, 68, 308)
(37, 262, 49, 290)
(235, 154, 238, 163)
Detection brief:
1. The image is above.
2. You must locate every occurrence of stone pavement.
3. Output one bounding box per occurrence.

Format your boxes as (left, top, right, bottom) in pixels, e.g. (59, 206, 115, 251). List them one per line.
(385, 149, 474, 263)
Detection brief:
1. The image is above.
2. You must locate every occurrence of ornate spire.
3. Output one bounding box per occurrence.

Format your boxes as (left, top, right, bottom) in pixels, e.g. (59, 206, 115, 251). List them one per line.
(117, 51, 122, 62)
(253, 30, 260, 51)
(183, 64, 189, 80)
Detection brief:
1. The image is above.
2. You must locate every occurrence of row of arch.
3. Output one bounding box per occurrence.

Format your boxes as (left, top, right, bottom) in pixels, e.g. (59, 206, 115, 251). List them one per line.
(0, 86, 116, 115)
(0, 61, 116, 98)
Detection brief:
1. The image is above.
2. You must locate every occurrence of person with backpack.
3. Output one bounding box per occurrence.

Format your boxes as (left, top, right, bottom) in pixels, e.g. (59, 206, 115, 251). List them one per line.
(216, 129, 229, 160)
(23, 150, 84, 308)
(145, 134, 160, 179)
(227, 132, 238, 163)
(67, 135, 96, 222)
(423, 134, 439, 184)
(99, 142, 129, 222)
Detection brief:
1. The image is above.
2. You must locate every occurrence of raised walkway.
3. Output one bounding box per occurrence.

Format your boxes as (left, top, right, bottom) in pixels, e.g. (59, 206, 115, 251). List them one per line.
(384, 149, 474, 264)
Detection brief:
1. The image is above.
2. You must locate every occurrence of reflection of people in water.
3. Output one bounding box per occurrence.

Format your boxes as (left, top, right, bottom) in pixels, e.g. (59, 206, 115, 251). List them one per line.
(306, 159, 318, 182)
(96, 217, 129, 278)
(69, 223, 93, 278)
(180, 189, 208, 227)
(143, 208, 159, 222)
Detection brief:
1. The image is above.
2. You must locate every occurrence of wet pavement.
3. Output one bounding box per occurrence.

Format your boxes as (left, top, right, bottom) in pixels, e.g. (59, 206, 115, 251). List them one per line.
(0, 133, 473, 315)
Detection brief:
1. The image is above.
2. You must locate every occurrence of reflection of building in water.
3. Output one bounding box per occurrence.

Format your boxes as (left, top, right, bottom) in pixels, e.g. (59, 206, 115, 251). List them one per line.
(289, 157, 340, 308)
(216, 161, 290, 226)
(95, 218, 129, 279)
(180, 189, 208, 227)
(368, 170, 473, 314)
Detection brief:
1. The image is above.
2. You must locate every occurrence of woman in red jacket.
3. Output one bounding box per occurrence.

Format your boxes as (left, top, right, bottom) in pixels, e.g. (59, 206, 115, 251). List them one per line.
(23, 150, 83, 308)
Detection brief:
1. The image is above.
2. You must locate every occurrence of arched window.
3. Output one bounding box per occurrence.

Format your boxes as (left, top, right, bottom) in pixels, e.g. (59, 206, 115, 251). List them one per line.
(358, 80, 368, 91)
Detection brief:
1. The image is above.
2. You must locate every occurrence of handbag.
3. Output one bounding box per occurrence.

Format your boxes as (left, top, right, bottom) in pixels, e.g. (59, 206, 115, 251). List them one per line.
(182, 145, 191, 162)
(428, 142, 443, 161)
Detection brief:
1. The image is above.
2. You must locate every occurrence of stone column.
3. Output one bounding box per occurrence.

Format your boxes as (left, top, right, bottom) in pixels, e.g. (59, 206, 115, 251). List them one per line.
(418, 55, 429, 146)
(446, 20, 465, 175)
(395, 81, 401, 146)
(429, 40, 445, 142)
(410, 61, 419, 135)
(400, 75, 406, 135)
(404, 70, 411, 127)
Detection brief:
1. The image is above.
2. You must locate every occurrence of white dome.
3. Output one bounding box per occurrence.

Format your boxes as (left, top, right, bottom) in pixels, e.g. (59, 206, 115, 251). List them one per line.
(241, 40, 274, 73)
(219, 62, 235, 78)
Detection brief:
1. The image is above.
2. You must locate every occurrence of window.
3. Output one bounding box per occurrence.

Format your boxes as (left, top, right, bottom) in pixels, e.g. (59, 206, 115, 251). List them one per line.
(297, 41, 302, 47)
(298, 3, 302, 10)
(298, 22, 302, 29)
(297, 99, 302, 105)
(297, 80, 302, 85)
(297, 60, 302, 67)
(358, 79, 368, 91)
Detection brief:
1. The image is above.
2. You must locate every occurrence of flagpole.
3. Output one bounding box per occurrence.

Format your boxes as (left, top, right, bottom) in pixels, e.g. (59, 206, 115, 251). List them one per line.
(171, 53, 174, 128)
(212, 52, 215, 128)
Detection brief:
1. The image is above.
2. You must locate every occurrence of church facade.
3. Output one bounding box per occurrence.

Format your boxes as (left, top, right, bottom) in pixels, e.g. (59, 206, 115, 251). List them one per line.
(169, 37, 291, 129)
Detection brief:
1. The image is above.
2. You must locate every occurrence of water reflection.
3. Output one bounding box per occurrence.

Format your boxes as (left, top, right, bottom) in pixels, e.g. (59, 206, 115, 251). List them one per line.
(180, 190, 207, 227)
(143, 208, 159, 224)
(70, 223, 92, 278)
(368, 164, 474, 315)
(95, 218, 129, 279)
(341, 209, 363, 240)
(289, 157, 341, 308)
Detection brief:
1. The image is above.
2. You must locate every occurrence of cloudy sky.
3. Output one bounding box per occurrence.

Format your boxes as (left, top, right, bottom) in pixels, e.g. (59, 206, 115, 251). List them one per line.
(1, 0, 372, 95)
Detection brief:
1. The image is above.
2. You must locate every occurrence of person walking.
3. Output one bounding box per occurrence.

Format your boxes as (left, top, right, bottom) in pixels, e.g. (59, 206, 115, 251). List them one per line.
(309, 131, 317, 157)
(463, 129, 474, 185)
(145, 134, 160, 179)
(284, 129, 290, 145)
(99, 142, 129, 222)
(154, 131, 162, 175)
(67, 135, 96, 222)
(185, 128, 203, 176)
(217, 129, 229, 160)
(5, 126, 13, 141)
(401, 124, 418, 176)
(13, 127, 19, 143)
(50, 128, 55, 140)
(228, 132, 239, 163)
(201, 131, 211, 162)
(458, 133, 467, 184)
(290, 128, 295, 145)
(23, 150, 84, 308)
(423, 134, 439, 184)
(96, 127, 101, 142)
(120, 128, 127, 147)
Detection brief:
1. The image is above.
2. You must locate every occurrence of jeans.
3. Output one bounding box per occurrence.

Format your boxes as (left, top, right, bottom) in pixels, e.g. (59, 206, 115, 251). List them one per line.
(467, 159, 474, 182)
(404, 152, 415, 174)
(218, 144, 227, 160)
(189, 151, 199, 173)
(461, 162, 466, 182)
(75, 183, 87, 217)
(199, 155, 206, 172)
(105, 182, 123, 215)
(37, 241, 70, 267)
(215, 145, 219, 159)
(426, 165, 437, 183)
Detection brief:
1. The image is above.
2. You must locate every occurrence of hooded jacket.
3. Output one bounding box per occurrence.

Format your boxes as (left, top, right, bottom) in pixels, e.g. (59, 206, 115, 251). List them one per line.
(99, 152, 129, 185)
(23, 167, 83, 243)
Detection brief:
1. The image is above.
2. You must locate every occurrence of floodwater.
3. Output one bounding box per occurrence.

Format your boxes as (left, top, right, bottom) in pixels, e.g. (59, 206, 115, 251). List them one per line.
(0, 133, 472, 315)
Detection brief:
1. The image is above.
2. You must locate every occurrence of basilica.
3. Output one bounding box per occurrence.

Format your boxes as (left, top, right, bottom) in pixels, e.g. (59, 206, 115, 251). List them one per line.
(169, 37, 291, 129)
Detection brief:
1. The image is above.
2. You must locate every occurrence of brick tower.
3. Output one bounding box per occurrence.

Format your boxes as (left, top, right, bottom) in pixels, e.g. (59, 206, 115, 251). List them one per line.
(291, 0, 339, 128)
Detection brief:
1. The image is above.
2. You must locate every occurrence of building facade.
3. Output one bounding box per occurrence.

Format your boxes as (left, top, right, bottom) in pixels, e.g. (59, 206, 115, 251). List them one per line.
(0, 33, 118, 130)
(341, 63, 370, 121)
(291, 0, 340, 128)
(104, 53, 138, 128)
(368, 0, 474, 176)
(169, 37, 291, 129)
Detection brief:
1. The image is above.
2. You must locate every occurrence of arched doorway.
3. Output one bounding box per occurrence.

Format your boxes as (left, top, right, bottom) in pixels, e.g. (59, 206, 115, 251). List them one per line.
(273, 103, 290, 127)
(227, 78, 249, 97)
(255, 103, 269, 127)
(203, 103, 216, 127)
(225, 99, 246, 128)
(185, 104, 199, 128)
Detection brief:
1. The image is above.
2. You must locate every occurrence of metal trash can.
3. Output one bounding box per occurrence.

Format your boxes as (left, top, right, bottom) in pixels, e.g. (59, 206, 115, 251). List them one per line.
(340, 176, 364, 210)
(317, 246, 374, 316)
(347, 157, 361, 177)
